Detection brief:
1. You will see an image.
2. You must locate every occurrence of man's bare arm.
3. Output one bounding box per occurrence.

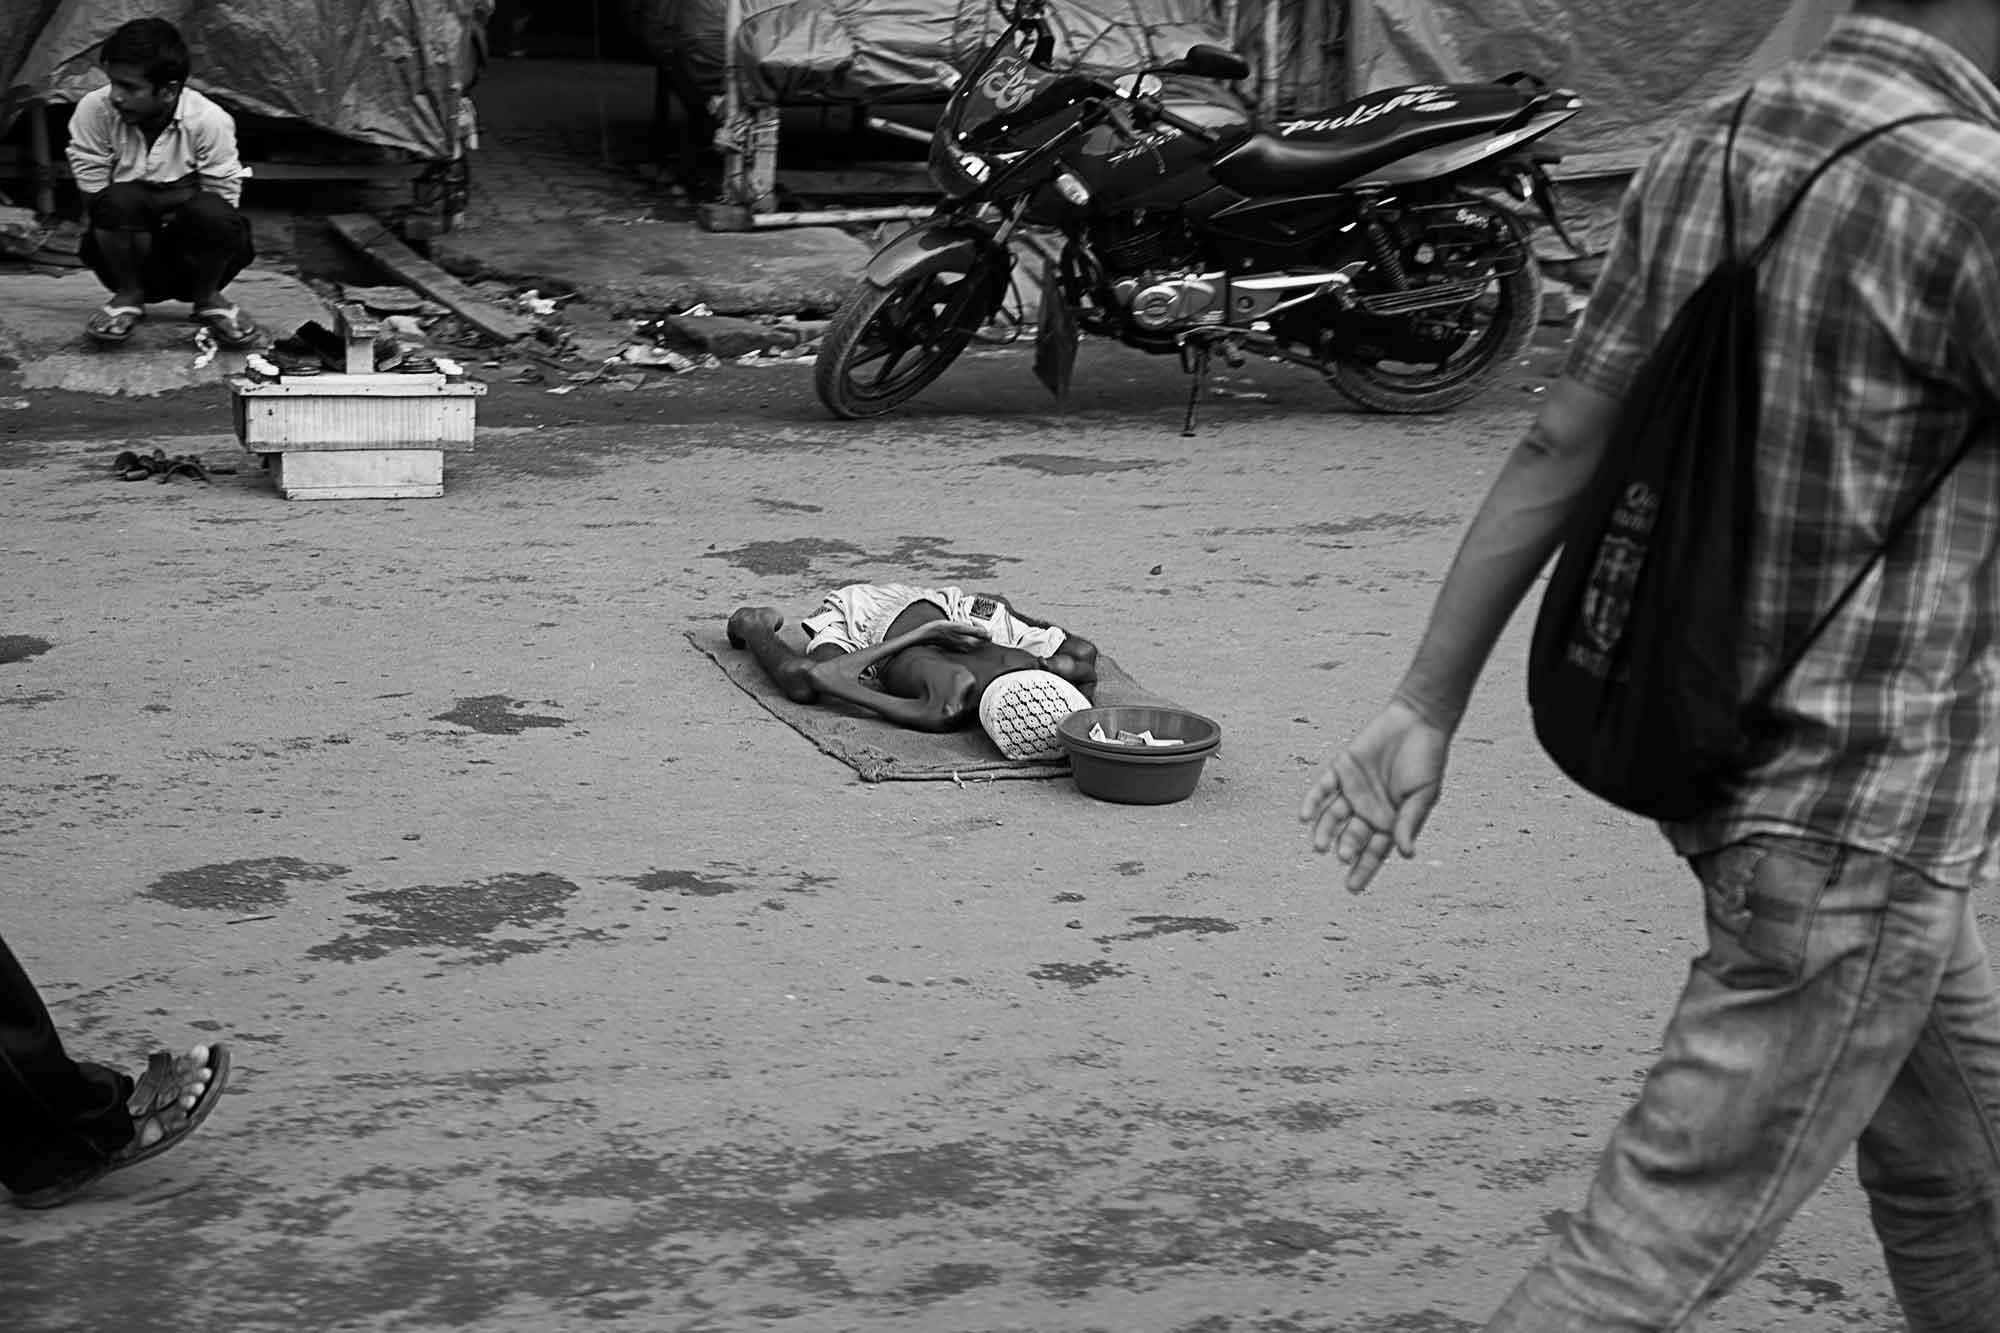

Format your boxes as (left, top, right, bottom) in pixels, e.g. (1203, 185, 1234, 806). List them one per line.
(1394, 374, 1623, 731)
(801, 620, 989, 729)
(1301, 374, 1624, 892)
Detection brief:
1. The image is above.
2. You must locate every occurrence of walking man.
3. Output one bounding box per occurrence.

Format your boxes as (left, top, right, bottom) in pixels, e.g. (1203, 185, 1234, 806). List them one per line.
(65, 17, 260, 348)
(1302, 2, 2000, 1327)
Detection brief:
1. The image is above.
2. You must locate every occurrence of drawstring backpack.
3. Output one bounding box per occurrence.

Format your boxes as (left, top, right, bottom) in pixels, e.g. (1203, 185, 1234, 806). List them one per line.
(1528, 94, 1977, 820)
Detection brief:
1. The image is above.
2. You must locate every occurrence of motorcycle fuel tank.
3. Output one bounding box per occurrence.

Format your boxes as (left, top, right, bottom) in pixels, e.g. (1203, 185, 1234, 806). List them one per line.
(1059, 88, 1251, 215)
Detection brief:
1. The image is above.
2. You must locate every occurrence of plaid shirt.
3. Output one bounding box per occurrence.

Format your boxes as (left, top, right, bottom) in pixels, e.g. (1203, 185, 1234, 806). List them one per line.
(1567, 16, 2000, 884)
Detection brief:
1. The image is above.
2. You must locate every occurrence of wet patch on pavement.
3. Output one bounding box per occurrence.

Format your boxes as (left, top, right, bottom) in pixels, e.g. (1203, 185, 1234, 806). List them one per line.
(702, 533, 1017, 586)
(1328, 1311, 1482, 1332)
(0, 634, 52, 664)
(876, 534, 1015, 584)
(143, 857, 351, 911)
(1095, 915, 1238, 944)
(1270, 1065, 1352, 1084)
(705, 535, 864, 577)
(626, 865, 833, 897)
(899, 1261, 1002, 1304)
(431, 695, 567, 735)
(307, 872, 580, 964)
(995, 453, 1162, 476)
(1757, 1265, 1854, 1315)
(1029, 959, 1132, 986)
(1267, 1100, 1367, 1132)
(1478, 1145, 1597, 1192)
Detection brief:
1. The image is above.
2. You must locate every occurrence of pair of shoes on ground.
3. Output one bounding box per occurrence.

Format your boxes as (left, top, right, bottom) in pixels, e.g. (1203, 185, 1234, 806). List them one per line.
(12, 1043, 231, 1209)
(111, 448, 238, 482)
(86, 303, 262, 349)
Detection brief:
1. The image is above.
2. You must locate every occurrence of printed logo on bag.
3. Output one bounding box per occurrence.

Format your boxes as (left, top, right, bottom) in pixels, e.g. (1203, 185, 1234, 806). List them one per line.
(1573, 482, 1661, 672)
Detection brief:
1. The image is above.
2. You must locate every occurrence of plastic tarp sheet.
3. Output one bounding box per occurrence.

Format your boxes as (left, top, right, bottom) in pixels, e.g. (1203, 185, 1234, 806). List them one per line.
(1347, 0, 1846, 177)
(1, 0, 493, 158)
(624, 0, 1234, 107)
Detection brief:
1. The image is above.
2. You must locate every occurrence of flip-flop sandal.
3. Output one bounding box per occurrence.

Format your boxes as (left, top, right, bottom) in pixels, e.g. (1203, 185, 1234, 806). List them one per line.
(192, 306, 262, 349)
(86, 305, 146, 345)
(115, 449, 166, 481)
(12, 1043, 231, 1209)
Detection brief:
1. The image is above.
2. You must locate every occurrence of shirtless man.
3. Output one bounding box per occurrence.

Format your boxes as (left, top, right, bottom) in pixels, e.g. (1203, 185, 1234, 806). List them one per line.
(727, 583, 1099, 732)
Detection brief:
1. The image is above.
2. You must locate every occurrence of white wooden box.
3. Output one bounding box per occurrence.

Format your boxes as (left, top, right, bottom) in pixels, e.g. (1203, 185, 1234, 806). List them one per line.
(231, 373, 484, 449)
(230, 372, 482, 500)
(271, 449, 444, 500)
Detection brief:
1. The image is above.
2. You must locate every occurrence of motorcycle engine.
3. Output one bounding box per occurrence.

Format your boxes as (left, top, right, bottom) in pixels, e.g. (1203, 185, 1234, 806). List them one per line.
(1088, 212, 1222, 335)
(1115, 272, 1229, 332)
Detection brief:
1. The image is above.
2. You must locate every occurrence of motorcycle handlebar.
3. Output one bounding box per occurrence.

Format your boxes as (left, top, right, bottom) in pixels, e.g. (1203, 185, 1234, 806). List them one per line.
(1131, 95, 1219, 144)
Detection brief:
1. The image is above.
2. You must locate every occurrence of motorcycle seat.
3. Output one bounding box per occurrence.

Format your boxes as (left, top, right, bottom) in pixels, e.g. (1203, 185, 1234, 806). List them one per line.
(1212, 82, 1535, 194)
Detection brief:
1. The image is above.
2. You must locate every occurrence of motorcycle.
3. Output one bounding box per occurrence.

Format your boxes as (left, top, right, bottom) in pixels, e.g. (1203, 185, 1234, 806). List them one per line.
(813, 0, 1584, 431)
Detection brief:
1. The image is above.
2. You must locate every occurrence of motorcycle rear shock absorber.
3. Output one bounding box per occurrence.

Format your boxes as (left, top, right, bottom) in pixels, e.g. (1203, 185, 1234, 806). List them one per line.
(1360, 206, 1412, 290)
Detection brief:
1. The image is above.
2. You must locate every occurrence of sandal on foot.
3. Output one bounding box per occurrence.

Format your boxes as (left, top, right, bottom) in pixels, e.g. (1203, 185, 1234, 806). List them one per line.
(87, 305, 146, 345)
(12, 1043, 231, 1209)
(192, 305, 261, 349)
(116, 448, 168, 481)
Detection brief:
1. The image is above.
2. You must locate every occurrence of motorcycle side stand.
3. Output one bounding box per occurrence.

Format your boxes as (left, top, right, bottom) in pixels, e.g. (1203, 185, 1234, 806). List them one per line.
(1176, 331, 1247, 438)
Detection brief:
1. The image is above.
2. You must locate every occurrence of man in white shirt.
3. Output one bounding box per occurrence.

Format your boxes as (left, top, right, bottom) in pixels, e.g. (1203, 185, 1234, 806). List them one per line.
(63, 18, 259, 348)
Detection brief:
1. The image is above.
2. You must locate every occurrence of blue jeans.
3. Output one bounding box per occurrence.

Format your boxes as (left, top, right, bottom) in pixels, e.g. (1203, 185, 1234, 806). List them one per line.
(1487, 835, 2000, 1331)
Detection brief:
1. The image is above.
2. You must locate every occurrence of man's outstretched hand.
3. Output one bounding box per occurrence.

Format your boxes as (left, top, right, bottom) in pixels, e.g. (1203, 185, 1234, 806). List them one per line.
(1300, 699, 1450, 894)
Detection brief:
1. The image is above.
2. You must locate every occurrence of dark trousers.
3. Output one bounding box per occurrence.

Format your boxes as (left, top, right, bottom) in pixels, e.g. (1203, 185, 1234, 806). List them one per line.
(0, 933, 132, 1194)
(79, 180, 255, 305)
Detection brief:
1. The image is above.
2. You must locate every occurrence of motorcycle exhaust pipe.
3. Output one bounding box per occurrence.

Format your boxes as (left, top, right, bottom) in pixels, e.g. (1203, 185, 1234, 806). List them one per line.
(1353, 277, 1491, 317)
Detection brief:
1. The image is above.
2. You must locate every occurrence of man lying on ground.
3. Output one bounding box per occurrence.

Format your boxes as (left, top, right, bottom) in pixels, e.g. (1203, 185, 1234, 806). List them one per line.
(727, 583, 1099, 752)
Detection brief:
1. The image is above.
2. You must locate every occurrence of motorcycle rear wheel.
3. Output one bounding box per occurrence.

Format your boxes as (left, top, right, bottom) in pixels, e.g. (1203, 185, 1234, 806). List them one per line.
(814, 250, 1003, 419)
(1325, 220, 1541, 415)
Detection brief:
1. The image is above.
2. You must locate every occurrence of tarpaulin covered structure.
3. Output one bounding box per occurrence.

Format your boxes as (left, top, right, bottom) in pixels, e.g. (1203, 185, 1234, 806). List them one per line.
(624, 0, 1235, 107)
(0, 0, 494, 159)
(1346, 0, 1847, 177)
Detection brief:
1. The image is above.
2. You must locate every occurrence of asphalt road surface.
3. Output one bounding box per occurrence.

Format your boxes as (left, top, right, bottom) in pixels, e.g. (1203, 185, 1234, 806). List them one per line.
(0, 340, 1907, 1330)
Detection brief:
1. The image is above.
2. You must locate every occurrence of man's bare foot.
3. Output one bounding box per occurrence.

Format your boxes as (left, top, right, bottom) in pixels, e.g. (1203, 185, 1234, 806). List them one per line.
(727, 605, 784, 649)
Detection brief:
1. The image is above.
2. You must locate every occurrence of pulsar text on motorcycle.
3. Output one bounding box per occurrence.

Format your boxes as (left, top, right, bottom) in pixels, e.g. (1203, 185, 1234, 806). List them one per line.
(813, 0, 1583, 430)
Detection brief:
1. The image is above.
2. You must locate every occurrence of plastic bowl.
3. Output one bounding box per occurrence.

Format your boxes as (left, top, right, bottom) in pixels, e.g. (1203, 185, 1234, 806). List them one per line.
(1056, 706, 1222, 805)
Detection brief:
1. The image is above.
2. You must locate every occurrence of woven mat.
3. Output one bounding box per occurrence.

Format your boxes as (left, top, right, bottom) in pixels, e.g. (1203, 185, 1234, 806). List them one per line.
(687, 628, 1178, 783)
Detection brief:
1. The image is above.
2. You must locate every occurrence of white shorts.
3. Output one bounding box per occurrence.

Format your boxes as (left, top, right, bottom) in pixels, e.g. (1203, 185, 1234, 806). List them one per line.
(801, 583, 1067, 659)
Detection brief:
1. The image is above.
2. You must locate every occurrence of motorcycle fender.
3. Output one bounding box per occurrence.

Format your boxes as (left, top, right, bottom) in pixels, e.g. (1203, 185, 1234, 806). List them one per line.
(862, 222, 1008, 291)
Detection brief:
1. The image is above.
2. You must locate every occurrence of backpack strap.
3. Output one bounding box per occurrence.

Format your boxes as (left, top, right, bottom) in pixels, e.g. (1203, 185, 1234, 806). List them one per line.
(1752, 422, 1986, 712)
(1723, 93, 1962, 269)
(1724, 101, 1985, 707)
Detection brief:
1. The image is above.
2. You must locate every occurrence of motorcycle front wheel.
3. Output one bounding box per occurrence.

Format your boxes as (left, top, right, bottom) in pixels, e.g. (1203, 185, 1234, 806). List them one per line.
(814, 249, 1004, 419)
(1324, 219, 1541, 415)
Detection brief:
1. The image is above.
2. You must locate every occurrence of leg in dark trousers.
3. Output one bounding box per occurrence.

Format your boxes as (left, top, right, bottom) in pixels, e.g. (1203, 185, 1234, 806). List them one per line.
(80, 180, 179, 311)
(0, 932, 133, 1196)
(163, 190, 255, 310)
(80, 181, 255, 324)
